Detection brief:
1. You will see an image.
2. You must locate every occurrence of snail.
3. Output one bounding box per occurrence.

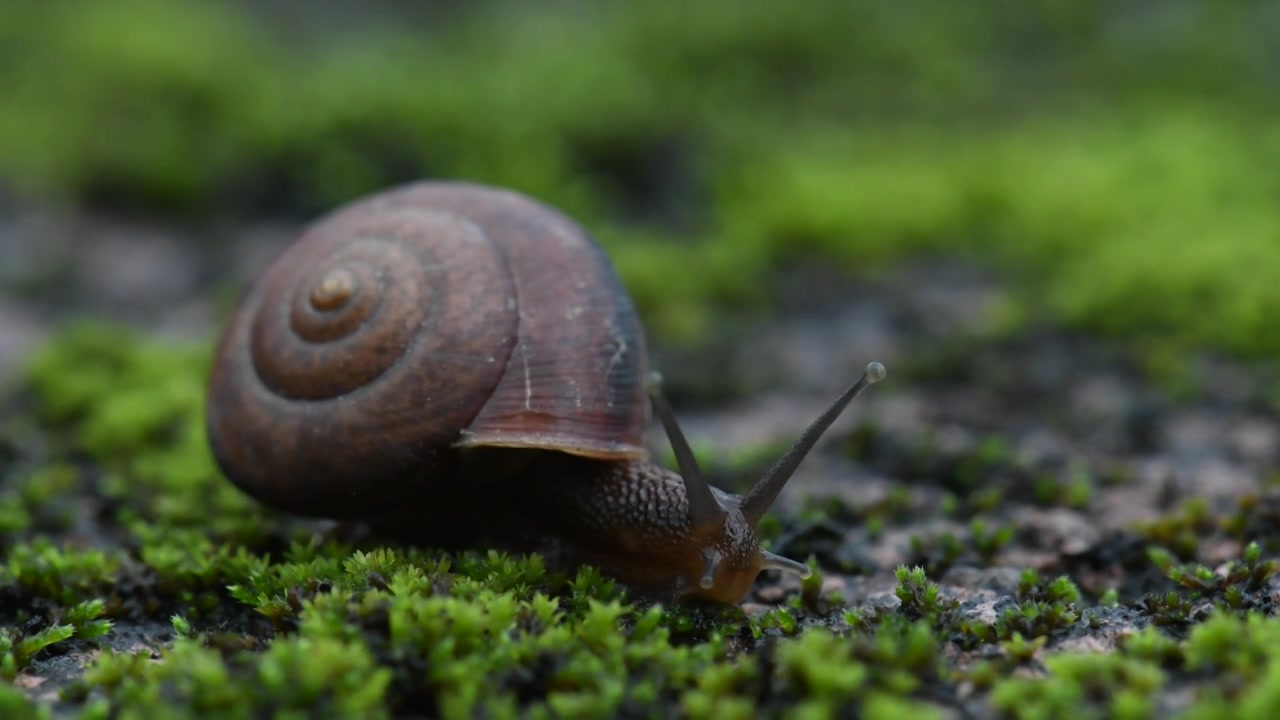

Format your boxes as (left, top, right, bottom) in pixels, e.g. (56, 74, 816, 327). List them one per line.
(206, 181, 884, 603)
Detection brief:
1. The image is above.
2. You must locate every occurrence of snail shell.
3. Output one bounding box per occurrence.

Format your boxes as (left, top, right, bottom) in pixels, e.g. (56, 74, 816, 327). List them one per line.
(208, 180, 886, 603)
(207, 182, 648, 518)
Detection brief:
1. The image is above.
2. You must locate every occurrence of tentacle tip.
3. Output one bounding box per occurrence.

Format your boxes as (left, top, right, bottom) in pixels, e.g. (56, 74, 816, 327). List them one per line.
(864, 361, 887, 384)
(699, 548, 724, 590)
(760, 550, 812, 579)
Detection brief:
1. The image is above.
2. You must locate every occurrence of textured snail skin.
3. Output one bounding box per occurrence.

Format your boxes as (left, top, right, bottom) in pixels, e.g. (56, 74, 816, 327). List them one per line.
(207, 180, 870, 604)
(524, 456, 768, 603)
(361, 450, 767, 603)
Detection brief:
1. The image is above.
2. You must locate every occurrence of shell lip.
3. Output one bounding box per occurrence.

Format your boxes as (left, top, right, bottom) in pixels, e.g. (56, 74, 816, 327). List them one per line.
(455, 431, 648, 461)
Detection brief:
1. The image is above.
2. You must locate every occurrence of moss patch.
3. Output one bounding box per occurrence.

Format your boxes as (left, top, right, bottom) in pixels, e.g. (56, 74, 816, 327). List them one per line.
(3, 319, 1280, 716)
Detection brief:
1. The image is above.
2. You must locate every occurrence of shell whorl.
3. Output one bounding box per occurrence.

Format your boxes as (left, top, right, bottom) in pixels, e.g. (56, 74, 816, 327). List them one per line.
(207, 182, 650, 518)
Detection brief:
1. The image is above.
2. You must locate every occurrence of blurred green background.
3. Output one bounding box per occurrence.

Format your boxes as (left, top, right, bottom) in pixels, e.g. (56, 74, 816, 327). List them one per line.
(2, 0, 1277, 357)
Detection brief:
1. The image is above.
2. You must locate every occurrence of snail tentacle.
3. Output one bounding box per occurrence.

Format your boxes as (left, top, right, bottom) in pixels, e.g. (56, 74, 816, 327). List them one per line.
(739, 362, 886, 524)
(646, 371, 726, 531)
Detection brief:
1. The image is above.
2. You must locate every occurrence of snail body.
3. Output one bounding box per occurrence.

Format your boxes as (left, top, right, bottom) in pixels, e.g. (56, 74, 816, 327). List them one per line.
(207, 181, 883, 603)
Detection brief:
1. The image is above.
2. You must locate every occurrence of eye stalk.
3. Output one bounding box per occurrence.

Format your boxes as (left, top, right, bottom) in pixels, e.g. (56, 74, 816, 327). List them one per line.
(646, 371, 725, 533)
(648, 362, 886, 601)
(739, 361, 886, 523)
(699, 547, 724, 590)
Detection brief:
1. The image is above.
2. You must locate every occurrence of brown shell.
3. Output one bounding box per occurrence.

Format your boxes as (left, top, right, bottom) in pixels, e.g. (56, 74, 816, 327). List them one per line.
(206, 181, 650, 518)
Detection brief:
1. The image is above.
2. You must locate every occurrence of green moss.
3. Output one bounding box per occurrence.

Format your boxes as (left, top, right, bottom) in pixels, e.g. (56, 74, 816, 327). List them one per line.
(893, 566, 949, 619)
(1, 599, 112, 681)
(1141, 498, 1217, 561)
(989, 612, 1280, 719)
(991, 652, 1164, 720)
(993, 572, 1083, 642)
(84, 636, 392, 718)
(0, 683, 50, 720)
(970, 519, 1015, 562)
(5, 327, 971, 716)
(1117, 626, 1183, 669)
(906, 533, 965, 577)
(23, 323, 268, 542)
(9, 322, 1280, 720)
(721, 111, 1280, 362)
(1165, 542, 1274, 608)
(1182, 616, 1280, 717)
(1143, 541, 1276, 622)
(61, 543, 958, 717)
(1224, 491, 1280, 553)
(0, 465, 79, 536)
(3, 541, 122, 605)
(4, 2, 1280, 354)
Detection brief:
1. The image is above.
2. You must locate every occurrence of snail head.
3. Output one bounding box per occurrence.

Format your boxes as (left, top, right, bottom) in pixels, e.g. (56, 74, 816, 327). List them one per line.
(648, 362, 886, 603)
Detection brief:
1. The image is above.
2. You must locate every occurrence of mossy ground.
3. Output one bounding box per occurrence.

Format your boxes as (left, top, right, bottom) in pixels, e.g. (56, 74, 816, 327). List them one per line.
(4, 0, 1280, 717)
(5, 265, 1280, 718)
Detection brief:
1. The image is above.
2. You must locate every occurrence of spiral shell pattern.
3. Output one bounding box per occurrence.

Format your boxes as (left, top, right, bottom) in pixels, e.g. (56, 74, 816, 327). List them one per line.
(207, 182, 649, 517)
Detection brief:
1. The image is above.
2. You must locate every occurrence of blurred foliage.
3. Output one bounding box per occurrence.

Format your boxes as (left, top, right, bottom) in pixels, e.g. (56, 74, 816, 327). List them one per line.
(1, 0, 1278, 350)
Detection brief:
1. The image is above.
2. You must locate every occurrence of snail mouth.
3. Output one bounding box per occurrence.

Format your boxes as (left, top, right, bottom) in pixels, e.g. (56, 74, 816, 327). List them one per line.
(682, 525, 811, 603)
